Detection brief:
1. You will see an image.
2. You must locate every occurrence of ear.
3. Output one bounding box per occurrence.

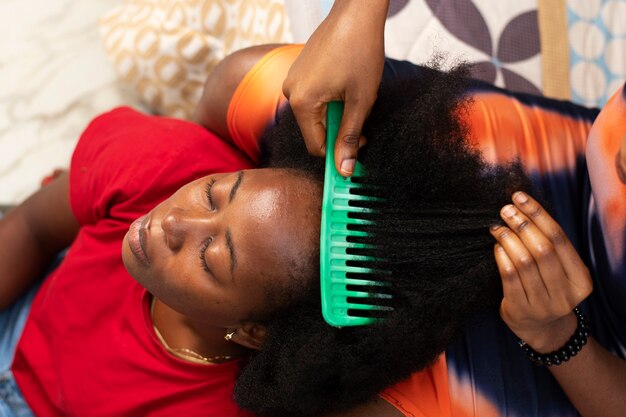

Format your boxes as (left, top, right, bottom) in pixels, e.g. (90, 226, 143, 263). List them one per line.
(230, 322, 267, 350)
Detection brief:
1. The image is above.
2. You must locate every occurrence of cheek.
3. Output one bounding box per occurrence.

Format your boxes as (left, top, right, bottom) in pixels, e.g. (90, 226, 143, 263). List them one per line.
(149, 254, 244, 324)
(149, 266, 209, 315)
(151, 255, 198, 295)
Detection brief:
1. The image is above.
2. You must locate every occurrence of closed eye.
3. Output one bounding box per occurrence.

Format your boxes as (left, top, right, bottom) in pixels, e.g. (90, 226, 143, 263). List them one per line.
(205, 178, 217, 210)
(199, 238, 213, 274)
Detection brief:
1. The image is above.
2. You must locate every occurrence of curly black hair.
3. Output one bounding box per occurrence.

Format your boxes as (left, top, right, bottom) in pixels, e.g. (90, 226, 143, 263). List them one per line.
(234, 61, 534, 417)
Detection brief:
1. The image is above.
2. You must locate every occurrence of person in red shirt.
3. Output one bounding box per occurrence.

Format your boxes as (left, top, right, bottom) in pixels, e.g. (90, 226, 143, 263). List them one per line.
(1, 110, 314, 416)
(0, 46, 321, 416)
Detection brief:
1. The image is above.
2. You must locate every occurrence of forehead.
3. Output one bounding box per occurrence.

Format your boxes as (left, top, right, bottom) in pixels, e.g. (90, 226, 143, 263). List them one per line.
(235, 168, 320, 246)
(232, 169, 320, 287)
(237, 169, 321, 219)
(242, 168, 313, 189)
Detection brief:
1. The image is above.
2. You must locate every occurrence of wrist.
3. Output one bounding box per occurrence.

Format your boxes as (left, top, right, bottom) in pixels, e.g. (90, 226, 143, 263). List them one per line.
(520, 313, 578, 353)
(519, 308, 591, 367)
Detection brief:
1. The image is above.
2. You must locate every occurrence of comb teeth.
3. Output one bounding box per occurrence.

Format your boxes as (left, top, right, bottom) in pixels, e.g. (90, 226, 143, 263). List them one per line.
(320, 101, 392, 327)
(331, 276, 392, 301)
(322, 188, 393, 326)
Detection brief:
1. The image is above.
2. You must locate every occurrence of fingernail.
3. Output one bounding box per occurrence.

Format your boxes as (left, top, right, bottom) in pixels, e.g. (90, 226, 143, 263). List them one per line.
(490, 224, 501, 231)
(502, 205, 516, 218)
(514, 192, 528, 204)
(340, 158, 355, 176)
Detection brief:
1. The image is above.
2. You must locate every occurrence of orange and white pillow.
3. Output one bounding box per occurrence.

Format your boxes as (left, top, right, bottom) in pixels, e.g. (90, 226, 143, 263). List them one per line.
(99, 0, 292, 119)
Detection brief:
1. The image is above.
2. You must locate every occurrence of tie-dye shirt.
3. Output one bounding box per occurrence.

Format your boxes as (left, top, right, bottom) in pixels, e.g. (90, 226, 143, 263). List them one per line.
(227, 45, 626, 417)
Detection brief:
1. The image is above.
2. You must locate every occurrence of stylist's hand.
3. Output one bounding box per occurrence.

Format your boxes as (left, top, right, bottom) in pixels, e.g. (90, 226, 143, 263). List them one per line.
(489, 192, 593, 353)
(282, 0, 389, 176)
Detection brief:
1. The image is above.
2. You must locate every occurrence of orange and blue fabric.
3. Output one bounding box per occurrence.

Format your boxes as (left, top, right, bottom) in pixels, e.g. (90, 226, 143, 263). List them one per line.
(227, 45, 625, 417)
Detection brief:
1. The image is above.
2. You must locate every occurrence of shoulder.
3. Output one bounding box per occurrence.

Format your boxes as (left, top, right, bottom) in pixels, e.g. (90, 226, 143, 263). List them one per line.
(225, 45, 303, 163)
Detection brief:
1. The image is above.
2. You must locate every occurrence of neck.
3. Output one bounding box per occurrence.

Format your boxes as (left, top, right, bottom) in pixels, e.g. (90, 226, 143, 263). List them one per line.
(151, 297, 249, 363)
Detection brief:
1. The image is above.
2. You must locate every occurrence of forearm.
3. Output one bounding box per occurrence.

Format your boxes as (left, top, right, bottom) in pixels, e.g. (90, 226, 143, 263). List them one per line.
(330, 0, 389, 28)
(0, 173, 79, 309)
(0, 208, 56, 308)
(551, 337, 626, 417)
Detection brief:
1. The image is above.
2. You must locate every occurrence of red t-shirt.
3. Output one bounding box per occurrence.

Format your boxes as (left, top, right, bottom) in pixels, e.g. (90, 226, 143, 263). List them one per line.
(12, 107, 256, 417)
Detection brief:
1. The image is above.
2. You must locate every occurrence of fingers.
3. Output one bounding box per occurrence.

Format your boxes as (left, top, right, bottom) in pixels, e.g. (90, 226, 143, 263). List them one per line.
(289, 96, 369, 176)
(494, 243, 528, 304)
(490, 192, 592, 307)
(282, 69, 330, 158)
(509, 192, 592, 301)
(490, 220, 553, 305)
(289, 99, 328, 157)
(491, 192, 593, 350)
(495, 201, 564, 298)
(334, 99, 371, 176)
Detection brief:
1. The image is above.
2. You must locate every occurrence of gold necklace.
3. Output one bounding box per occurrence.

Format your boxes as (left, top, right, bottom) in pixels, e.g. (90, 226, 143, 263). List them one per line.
(151, 298, 236, 365)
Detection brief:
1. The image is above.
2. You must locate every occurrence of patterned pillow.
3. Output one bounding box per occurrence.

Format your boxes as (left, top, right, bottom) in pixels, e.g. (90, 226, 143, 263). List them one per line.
(384, 0, 625, 107)
(99, 0, 292, 119)
(385, 0, 545, 97)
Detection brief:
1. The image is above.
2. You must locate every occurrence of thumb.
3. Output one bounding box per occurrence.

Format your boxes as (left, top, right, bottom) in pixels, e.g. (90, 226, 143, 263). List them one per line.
(334, 104, 369, 176)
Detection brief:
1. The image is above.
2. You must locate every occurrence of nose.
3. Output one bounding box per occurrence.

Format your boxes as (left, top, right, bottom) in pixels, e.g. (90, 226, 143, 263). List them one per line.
(161, 206, 215, 251)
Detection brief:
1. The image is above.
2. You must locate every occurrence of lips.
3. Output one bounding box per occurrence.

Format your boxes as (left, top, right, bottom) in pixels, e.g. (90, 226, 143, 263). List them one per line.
(128, 215, 150, 265)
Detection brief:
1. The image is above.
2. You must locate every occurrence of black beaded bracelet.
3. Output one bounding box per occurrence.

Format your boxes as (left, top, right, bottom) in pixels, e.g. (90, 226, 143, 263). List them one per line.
(518, 307, 590, 367)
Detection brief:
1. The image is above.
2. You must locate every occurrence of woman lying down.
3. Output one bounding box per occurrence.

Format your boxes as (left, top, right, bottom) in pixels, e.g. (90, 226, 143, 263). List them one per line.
(0, 44, 624, 417)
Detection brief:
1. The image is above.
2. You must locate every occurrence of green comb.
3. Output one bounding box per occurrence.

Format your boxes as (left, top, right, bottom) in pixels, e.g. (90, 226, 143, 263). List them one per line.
(320, 101, 392, 327)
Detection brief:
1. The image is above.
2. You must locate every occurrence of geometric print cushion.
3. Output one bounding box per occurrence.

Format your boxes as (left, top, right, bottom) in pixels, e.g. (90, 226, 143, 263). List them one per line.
(385, 0, 544, 97)
(99, 0, 292, 119)
(384, 0, 625, 107)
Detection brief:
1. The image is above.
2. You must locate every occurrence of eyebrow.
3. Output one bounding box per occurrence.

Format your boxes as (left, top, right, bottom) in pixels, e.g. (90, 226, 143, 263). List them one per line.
(225, 229, 237, 277)
(229, 171, 244, 203)
(225, 171, 243, 277)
